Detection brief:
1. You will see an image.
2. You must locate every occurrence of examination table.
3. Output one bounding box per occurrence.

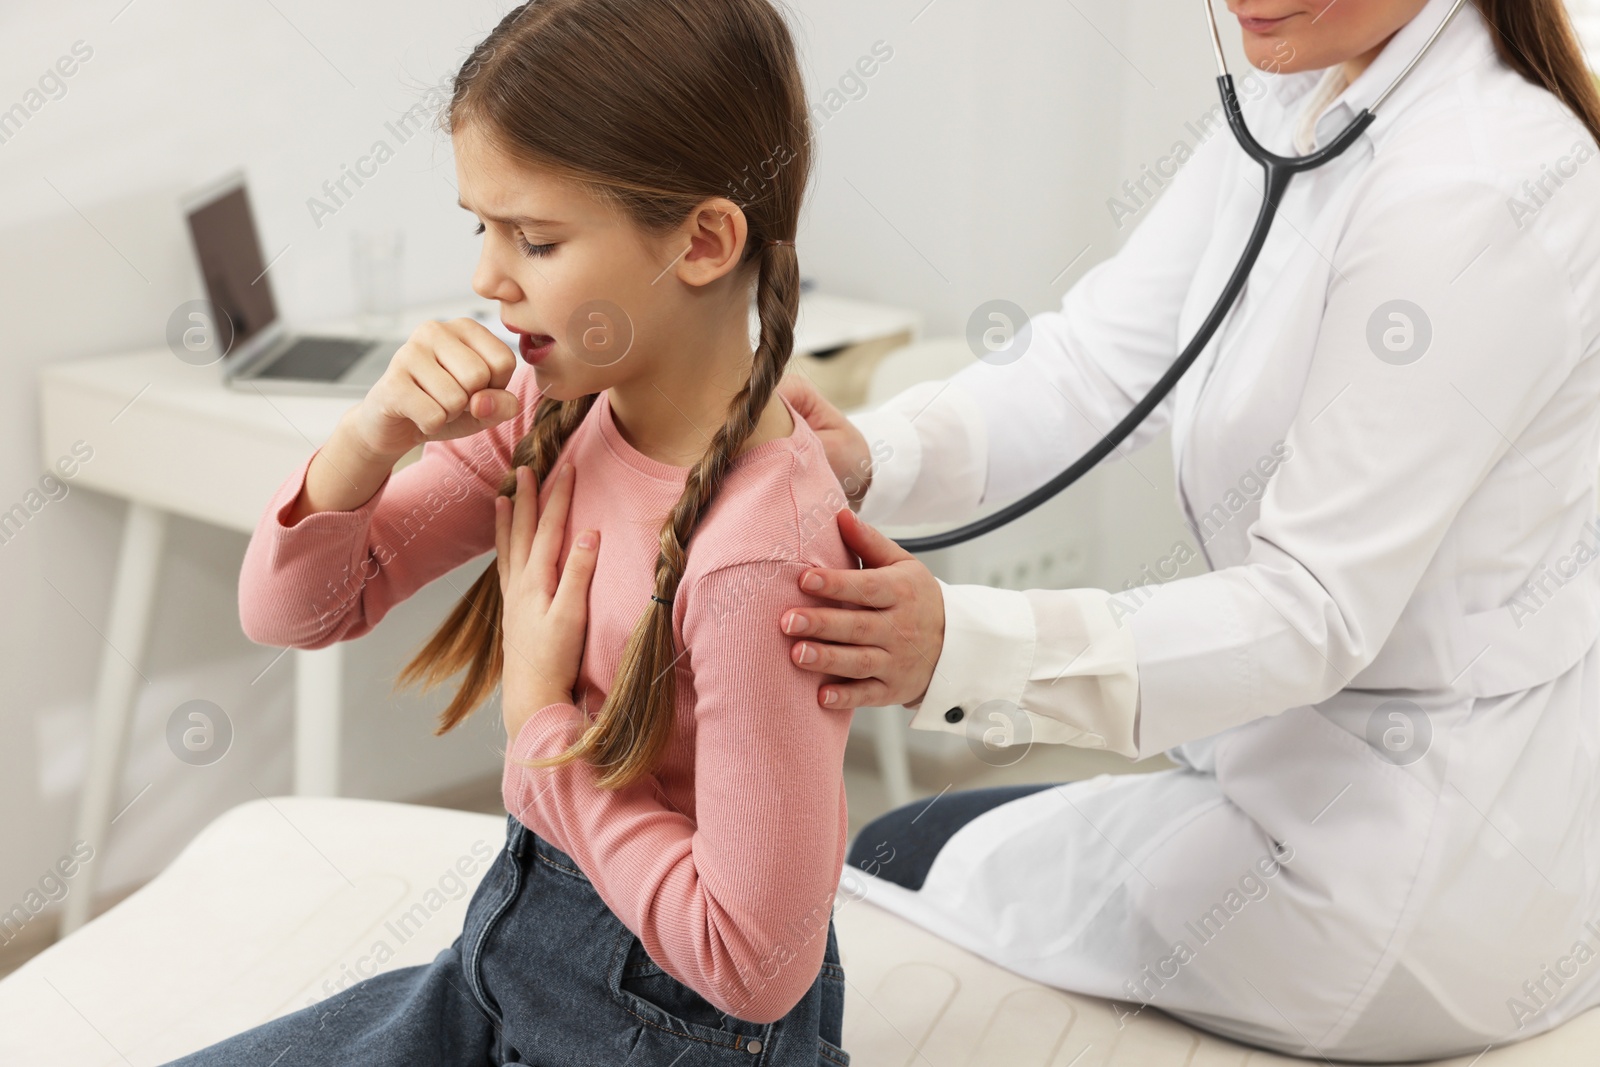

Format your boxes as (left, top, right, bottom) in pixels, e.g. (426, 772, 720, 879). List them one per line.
(0, 798, 1592, 1065)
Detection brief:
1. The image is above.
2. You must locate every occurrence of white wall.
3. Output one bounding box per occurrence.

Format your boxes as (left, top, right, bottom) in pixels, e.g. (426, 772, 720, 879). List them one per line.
(0, 0, 1210, 926)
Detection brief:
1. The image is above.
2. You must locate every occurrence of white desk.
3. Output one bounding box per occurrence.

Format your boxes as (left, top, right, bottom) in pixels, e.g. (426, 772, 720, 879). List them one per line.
(37, 291, 917, 935)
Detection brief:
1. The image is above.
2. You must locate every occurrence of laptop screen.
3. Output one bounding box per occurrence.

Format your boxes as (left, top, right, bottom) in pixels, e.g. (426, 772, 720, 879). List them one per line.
(184, 180, 278, 358)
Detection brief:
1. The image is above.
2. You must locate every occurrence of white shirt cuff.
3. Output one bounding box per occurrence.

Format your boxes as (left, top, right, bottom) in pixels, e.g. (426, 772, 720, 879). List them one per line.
(907, 582, 1142, 759)
(908, 579, 1032, 731)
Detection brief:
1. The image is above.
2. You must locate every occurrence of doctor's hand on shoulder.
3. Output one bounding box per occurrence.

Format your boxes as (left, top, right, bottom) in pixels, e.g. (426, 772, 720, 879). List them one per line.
(778, 377, 945, 711)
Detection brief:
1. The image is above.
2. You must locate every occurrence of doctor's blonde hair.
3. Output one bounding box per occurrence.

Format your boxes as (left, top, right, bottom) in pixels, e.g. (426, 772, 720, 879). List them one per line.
(395, 0, 811, 789)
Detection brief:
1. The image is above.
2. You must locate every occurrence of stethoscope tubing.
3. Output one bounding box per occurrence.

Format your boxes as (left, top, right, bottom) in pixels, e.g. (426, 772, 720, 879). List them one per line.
(892, 0, 1468, 554)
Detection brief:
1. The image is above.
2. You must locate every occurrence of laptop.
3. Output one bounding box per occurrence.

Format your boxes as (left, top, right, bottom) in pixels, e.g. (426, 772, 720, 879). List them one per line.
(181, 170, 400, 396)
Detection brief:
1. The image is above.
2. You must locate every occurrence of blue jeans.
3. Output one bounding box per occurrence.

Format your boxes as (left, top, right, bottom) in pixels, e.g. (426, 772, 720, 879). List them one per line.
(163, 813, 850, 1066)
(845, 783, 1056, 891)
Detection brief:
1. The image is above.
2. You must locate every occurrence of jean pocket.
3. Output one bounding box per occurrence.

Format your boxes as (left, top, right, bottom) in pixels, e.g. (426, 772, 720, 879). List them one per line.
(608, 932, 764, 1052)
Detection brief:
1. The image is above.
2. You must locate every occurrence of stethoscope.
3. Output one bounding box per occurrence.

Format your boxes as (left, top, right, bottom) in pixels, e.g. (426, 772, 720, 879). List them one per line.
(896, 0, 1471, 553)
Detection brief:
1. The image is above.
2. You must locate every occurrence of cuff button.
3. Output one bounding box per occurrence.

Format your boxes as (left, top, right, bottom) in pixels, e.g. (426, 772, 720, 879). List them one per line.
(944, 706, 965, 724)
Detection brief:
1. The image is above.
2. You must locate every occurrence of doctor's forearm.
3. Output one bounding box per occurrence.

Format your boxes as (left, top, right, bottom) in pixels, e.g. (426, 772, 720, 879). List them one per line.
(849, 379, 989, 527)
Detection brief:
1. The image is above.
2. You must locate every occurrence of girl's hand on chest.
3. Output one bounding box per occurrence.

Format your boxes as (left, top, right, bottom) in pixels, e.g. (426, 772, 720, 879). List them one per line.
(495, 462, 601, 744)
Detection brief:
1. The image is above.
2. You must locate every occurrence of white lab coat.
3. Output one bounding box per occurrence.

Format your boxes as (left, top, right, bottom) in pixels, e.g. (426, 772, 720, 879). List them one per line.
(846, 0, 1600, 1059)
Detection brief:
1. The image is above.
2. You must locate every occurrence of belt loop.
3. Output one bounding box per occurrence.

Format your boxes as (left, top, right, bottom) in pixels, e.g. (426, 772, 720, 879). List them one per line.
(505, 812, 529, 859)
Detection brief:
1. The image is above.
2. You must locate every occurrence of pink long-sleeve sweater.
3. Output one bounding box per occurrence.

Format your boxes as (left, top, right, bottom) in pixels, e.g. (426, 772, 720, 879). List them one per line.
(238, 364, 856, 1024)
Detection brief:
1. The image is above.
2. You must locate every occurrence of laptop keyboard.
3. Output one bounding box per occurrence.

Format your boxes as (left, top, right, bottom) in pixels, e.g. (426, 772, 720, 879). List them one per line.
(256, 337, 375, 382)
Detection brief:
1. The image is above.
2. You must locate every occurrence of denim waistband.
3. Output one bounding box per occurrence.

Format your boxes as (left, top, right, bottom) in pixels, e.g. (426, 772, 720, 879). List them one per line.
(503, 813, 587, 881)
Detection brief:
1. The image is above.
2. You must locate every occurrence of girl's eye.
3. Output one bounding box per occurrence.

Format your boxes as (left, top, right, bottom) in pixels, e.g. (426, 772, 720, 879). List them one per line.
(470, 222, 555, 259)
(514, 234, 556, 259)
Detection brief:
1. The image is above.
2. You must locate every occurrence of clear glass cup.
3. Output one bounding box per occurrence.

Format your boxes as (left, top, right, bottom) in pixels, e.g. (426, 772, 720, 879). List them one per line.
(351, 228, 405, 333)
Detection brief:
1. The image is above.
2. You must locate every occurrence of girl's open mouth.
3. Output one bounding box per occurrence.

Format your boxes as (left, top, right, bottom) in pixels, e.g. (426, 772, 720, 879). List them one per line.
(514, 330, 555, 365)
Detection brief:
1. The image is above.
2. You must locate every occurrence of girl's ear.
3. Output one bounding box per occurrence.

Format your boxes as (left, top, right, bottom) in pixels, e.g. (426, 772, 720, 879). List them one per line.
(674, 197, 749, 287)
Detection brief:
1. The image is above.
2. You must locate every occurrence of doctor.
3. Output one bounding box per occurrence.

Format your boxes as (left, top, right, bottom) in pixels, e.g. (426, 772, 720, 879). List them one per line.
(777, 0, 1600, 1059)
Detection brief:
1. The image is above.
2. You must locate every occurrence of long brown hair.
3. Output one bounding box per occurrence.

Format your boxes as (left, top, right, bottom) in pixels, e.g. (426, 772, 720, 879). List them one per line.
(1475, 0, 1600, 145)
(394, 0, 811, 788)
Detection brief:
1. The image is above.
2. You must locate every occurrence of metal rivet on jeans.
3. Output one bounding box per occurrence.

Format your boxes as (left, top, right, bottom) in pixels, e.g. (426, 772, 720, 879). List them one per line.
(746, 1038, 763, 1053)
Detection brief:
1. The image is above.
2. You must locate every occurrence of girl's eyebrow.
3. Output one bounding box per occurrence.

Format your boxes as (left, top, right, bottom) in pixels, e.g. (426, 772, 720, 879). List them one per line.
(456, 198, 563, 228)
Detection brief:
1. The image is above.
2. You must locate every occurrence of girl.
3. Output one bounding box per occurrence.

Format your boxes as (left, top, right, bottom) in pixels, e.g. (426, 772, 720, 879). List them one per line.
(168, 1, 856, 1064)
